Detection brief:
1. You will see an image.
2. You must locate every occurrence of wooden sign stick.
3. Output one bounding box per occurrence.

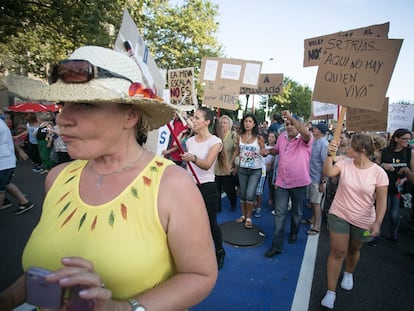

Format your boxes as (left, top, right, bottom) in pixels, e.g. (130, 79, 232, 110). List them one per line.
(333, 106, 347, 143)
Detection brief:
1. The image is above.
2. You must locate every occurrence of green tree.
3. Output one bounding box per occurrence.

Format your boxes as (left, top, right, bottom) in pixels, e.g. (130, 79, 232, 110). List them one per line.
(258, 77, 312, 121)
(1, 0, 123, 77)
(0, 0, 222, 93)
(138, 0, 222, 71)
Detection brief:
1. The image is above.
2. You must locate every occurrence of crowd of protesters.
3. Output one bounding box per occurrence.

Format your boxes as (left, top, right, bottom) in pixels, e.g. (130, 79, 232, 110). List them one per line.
(164, 109, 414, 309)
(2, 98, 414, 310)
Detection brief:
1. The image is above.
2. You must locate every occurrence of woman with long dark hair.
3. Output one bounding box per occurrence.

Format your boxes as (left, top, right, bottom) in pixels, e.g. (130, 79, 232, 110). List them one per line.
(181, 106, 226, 269)
(233, 113, 267, 229)
(380, 128, 414, 242)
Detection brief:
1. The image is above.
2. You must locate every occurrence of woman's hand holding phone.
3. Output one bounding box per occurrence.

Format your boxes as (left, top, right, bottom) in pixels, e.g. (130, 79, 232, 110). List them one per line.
(27, 257, 114, 310)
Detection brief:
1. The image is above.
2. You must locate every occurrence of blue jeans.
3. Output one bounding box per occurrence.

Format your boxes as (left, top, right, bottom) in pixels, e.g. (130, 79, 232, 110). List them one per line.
(387, 193, 401, 234)
(271, 186, 307, 251)
(237, 167, 262, 203)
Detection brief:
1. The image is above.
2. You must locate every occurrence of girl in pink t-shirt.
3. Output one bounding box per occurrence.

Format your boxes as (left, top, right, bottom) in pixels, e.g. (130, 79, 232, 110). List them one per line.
(321, 134, 388, 310)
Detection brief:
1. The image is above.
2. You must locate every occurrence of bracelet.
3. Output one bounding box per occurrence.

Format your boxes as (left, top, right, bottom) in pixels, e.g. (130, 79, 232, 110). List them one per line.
(192, 154, 198, 163)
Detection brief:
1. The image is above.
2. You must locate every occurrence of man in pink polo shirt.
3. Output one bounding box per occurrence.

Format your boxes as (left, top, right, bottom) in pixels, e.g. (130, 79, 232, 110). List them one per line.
(265, 110, 313, 258)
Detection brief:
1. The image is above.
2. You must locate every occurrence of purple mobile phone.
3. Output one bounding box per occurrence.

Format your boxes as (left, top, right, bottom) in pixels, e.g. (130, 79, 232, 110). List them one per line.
(26, 266, 63, 309)
(66, 285, 95, 311)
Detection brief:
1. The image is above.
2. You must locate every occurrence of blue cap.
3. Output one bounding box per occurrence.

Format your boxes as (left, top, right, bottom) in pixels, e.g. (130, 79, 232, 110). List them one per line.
(314, 122, 328, 134)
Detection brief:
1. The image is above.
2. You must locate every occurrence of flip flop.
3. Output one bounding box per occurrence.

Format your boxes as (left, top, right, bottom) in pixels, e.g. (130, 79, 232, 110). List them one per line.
(244, 217, 253, 229)
(307, 228, 320, 235)
(236, 216, 246, 223)
(301, 219, 312, 225)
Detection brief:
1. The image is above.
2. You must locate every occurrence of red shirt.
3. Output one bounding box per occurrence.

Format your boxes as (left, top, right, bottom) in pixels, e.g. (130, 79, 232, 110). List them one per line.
(168, 119, 187, 161)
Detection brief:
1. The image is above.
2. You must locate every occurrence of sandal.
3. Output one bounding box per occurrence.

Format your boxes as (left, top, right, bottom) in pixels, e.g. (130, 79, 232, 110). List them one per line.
(301, 218, 313, 225)
(236, 216, 246, 223)
(244, 217, 253, 229)
(307, 228, 320, 236)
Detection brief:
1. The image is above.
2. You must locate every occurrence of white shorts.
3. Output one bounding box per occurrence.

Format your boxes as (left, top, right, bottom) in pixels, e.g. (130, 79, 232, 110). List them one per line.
(309, 182, 323, 204)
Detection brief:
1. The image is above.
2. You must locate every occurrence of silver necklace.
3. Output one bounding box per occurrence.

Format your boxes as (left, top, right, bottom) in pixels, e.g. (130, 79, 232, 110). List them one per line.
(88, 150, 145, 187)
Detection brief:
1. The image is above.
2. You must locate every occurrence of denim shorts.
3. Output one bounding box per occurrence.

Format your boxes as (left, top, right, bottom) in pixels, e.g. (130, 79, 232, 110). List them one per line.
(0, 168, 14, 192)
(328, 213, 373, 242)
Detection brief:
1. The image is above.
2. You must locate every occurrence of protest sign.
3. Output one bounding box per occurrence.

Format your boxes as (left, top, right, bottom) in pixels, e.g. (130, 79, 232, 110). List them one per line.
(168, 67, 196, 106)
(312, 101, 338, 120)
(346, 98, 388, 132)
(312, 37, 403, 112)
(303, 22, 389, 67)
(200, 57, 262, 110)
(200, 57, 262, 87)
(114, 10, 174, 154)
(114, 10, 165, 97)
(202, 81, 240, 110)
(240, 74, 283, 95)
(387, 102, 414, 133)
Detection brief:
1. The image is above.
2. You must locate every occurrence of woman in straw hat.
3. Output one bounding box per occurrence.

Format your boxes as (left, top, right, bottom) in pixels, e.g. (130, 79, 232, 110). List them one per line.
(0, 46, 217, 311)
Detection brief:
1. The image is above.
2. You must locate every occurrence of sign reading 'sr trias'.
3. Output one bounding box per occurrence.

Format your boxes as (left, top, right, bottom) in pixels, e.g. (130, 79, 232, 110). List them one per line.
(240, 74, 284, 95)
(312, 37, 403, 112)
(303, 22, 389, 67)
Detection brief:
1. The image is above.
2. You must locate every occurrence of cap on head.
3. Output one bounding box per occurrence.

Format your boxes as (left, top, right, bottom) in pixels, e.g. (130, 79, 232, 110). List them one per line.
(314, 122, 328, 134)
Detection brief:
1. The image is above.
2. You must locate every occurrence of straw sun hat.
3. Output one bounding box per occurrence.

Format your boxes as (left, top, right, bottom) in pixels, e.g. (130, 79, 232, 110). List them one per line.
(6, 46, 176, 131)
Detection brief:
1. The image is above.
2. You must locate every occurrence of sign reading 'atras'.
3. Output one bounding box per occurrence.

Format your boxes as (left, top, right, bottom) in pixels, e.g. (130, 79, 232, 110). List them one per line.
(240, 73, 284, 95)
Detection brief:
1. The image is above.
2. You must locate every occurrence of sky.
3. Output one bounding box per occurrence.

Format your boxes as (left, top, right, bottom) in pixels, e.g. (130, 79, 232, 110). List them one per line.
(210, 0, 413, 104)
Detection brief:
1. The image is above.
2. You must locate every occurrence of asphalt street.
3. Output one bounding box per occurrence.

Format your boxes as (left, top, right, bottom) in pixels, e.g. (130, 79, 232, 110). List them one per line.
(2, 160, 414, 310)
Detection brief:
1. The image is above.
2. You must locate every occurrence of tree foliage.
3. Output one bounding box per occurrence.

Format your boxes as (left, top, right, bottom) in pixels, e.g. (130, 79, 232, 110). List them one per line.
(261, 77, 312, 121)
(0, 0, 222, 88)
(1, 0, 123, 77)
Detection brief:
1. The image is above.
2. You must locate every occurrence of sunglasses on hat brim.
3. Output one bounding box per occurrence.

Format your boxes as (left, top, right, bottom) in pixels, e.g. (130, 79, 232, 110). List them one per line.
(49, 59, 133, 84)
(49, 59, 161, 100)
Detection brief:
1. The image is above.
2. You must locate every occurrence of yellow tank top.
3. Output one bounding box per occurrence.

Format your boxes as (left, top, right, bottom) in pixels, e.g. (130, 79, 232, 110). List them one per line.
(22, 156, 176, 300)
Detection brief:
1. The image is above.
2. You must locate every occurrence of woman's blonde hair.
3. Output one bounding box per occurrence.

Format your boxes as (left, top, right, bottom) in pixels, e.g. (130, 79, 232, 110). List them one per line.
(372, 134, 387, 151)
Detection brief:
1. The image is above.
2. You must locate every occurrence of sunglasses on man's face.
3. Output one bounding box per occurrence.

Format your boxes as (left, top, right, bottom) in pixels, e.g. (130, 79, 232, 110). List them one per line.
(49, 59, 161, 100)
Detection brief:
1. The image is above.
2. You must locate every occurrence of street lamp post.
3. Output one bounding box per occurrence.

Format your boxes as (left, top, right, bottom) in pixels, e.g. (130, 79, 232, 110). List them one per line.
(262, 58, 275, 122)
(244, 93, 250, 114)
(265, 95, 269, 122)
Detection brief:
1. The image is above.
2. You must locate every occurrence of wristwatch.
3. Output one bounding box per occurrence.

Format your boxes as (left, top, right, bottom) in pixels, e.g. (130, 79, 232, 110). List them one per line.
(127, 299, 146, 311)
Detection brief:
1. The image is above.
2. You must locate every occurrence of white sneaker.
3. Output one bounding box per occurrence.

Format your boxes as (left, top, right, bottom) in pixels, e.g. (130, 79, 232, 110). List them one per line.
(340, 272, 353, 290)
(321, 290, 336, 309)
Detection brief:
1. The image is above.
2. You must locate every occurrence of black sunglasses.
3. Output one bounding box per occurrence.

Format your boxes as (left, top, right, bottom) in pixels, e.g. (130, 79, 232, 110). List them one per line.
(49, 59, 133, 84)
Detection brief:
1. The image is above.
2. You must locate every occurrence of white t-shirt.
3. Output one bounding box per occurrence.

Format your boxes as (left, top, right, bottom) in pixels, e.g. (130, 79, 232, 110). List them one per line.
(186, 135, 222, 184)
(0, 120, 16, 170)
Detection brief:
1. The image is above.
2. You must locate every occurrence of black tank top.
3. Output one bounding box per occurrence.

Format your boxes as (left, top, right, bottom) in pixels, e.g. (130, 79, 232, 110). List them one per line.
(381, 147, 411, 194)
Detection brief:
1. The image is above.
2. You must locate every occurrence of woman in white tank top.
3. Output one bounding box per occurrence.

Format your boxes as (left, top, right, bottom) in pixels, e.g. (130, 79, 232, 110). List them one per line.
(233, 113, 267, 229)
